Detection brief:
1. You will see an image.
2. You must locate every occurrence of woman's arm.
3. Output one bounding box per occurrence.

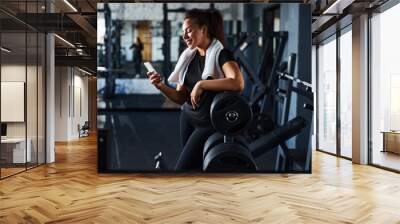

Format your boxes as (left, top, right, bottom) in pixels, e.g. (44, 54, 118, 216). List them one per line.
(190, 61, 244, 107)
(199, 61, 244, 92)
(148, 71, 188, 105)
(157, 83, 188, 105)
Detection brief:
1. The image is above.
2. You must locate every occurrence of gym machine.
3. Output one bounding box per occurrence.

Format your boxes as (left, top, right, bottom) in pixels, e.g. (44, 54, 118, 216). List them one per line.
(232, 31, 289, 140)
(201, 51, 313, 172)
(202, 91, 308, 172)
(232, 31, 288, 106)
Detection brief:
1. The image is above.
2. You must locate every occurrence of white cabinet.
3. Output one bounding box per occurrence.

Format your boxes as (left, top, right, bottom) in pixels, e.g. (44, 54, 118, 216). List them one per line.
(1, 138, 32, 163)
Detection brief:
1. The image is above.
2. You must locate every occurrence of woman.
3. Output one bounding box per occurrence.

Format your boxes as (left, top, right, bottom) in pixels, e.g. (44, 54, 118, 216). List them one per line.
(147, 9, 244, 170)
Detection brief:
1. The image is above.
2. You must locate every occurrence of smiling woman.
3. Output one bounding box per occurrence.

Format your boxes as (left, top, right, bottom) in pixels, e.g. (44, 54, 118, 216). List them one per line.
(146, 8, 244, 170)
(182, 9, 225, 50)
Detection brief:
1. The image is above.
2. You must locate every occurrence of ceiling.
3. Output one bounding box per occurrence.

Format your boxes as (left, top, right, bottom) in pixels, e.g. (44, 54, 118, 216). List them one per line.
(309, 0, 388, 41)
(0, 0, 391, 72)
(0, 0, 98, 72)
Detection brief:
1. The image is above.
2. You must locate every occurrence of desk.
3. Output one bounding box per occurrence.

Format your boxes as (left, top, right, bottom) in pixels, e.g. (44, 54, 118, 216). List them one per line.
(1, 138, 31, 163)
(382, 131, 400, 154)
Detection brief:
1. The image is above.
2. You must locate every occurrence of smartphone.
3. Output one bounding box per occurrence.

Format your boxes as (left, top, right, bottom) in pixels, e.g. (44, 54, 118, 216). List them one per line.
(144, 62, 156, 73)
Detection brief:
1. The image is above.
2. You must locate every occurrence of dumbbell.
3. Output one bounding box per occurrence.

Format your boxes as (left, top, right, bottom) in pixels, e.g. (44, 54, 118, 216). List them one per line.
(203, 92, 258, 172)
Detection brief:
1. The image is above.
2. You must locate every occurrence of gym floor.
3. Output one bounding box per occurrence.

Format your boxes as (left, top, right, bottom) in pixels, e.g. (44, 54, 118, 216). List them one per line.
(0, 134, 399, 223)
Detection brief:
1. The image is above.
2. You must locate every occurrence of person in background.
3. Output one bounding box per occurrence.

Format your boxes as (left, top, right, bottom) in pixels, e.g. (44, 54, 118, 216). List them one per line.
(130, 37, 144, 77)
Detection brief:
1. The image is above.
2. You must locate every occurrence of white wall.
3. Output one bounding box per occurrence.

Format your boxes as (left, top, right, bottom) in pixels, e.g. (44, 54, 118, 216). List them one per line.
(1, 63, 46, 164)
(55, 67, 89, 141)
(1, 65, 27, 139)
(1, 65, 34, 134)
(55, 66, 69, 141)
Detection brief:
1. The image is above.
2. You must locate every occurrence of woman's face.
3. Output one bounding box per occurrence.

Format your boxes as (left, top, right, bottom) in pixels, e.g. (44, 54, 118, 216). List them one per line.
(182, 18, 207, 49)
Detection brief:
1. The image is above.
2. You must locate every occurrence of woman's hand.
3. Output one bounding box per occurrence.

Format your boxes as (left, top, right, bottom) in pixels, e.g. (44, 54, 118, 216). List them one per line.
(147, 71, 163, 89)
(191, 81, 204, 109)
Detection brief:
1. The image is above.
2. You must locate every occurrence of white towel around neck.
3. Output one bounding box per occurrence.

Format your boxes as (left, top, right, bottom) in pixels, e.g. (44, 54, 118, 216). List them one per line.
(168, 39, 225, 85)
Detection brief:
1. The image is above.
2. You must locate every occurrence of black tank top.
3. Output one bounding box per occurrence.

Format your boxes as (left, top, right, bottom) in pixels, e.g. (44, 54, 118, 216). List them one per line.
(183, 49, 235, 93)
(181, 49, 236, 126)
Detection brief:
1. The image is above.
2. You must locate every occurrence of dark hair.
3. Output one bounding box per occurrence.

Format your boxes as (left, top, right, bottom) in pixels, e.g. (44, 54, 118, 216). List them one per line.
(184, 9, 225, 45)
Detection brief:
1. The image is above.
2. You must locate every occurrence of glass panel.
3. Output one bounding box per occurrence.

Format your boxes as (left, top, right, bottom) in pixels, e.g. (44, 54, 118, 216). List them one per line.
(339, 29, 352, 158)
(0, 0, 46, 178)
(27, 31, 38, 169)
(317, 36, 337, 154)
(1, 31, 27, 177)
(371, 4, 400, 171)
(38, 32, 45, 165)
(26, 0, 39, 169)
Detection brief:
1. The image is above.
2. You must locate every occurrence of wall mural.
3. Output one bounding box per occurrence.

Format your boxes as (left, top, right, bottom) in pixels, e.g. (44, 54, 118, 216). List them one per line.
(97, 3, 313, 173)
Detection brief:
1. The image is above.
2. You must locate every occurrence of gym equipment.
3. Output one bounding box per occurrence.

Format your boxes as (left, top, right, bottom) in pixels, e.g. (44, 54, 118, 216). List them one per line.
(202, 92, 256, 172)
(232, 31, 288, 107)
(232, 31, 289, 140)
(246, 113, 275, 139)
(203, 116, 308, 171)
(203, 133, 248, 160)
(203, 142, 257, 172)
(249, 117, 307, 158)
(203, 51, 314, 172)
(210, 92, 253, 135)
(202, 91, 309, 172)
(273, 53, 313, 171)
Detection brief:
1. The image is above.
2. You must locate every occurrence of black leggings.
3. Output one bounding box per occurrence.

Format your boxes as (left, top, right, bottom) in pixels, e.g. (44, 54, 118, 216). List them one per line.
(174, 106, 215, 171)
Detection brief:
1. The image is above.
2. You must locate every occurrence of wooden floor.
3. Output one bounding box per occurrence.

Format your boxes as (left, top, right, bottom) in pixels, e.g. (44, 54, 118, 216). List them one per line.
(1, 136, 400, 223)
(1, 167, 26, 178)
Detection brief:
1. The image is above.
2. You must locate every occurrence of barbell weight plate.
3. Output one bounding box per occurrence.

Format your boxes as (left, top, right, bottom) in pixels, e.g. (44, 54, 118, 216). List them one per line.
(210, 92, 253, 135)
(203, 133, 250, 160)
(203, 143, 257, 172)
(203, 132, 224, 160)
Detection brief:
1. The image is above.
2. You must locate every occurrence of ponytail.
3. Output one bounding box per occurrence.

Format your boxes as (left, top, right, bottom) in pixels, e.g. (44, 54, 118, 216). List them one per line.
(184, 8, 225, 46)
(207, 9, 225, 46)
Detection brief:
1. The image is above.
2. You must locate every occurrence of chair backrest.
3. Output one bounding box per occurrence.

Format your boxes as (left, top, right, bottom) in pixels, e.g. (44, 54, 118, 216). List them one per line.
(82, 121, 90, 129)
